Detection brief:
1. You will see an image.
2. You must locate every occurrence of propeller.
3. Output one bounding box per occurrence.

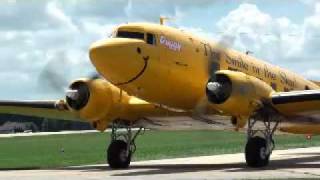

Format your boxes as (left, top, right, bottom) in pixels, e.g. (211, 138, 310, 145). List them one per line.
(192, 33, 236, 119)
(37, 56, 101, 96)
(65, 81, 90, 110)
(206, 74, 232, 104)
(38, 58, 69, 93)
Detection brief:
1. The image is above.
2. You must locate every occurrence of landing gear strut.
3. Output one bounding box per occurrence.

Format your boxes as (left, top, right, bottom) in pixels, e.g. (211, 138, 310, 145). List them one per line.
(107, 121, 145, 169)
(245, 107, 280, 168)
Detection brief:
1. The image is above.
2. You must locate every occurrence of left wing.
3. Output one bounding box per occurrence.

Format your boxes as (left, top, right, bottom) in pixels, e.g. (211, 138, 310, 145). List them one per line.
(0, 98, 227, 131)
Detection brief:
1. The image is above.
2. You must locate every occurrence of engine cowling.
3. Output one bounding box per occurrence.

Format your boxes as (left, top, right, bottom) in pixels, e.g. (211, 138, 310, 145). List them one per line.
(65, 79, 123, 130)
(206, 70, 274, 117)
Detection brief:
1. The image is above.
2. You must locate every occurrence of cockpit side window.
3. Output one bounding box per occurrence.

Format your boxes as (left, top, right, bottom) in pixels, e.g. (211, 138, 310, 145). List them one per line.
(147, 33, 156, 45)
(116, 31, 144, 40)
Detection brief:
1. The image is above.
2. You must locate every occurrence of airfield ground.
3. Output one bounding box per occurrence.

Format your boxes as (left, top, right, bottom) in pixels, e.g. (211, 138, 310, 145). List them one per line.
(1, 147, 320, 179)
(0, 130, 320, 169)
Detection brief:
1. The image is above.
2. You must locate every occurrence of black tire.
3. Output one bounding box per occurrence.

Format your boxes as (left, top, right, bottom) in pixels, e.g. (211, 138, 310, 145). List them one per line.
(245, 136, 270, 168)
(107, 140, 131, 169)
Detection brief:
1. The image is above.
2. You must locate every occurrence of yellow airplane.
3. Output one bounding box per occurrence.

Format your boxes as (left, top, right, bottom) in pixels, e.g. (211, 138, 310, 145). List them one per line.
(1, 21, 320, 169)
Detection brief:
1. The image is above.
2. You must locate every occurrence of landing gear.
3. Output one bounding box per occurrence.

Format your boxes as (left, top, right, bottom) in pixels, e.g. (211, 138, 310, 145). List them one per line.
(108, 140, 131, 168)
(245, 136, 270, 167)
(245, 107, 280, 168)
(107, 121, 145, 169)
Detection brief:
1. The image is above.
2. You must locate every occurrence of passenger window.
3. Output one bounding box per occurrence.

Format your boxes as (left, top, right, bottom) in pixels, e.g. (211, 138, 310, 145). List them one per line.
(117, 31, 144, 40)
(147, 33, 156, 45)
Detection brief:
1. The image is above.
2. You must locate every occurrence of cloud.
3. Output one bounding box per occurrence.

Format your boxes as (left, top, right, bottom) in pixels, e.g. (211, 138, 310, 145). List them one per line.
(0, 72, 36, 100)
(0, 0, 48, 30)
(216, 3, 298, 61)
(2, 0, 320, 101)
(302, 2, 320, 56)
(214, 3, 320, 79)
(1, 0, 224, 100)
(46, 1, 78, 31)
(0, 0, 117, 99)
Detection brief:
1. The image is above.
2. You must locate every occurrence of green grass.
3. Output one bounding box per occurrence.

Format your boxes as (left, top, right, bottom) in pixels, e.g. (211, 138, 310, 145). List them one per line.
(0, 130, 319, 169)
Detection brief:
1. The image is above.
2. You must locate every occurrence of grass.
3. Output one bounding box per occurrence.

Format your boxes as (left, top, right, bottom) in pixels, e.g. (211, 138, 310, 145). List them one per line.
(0, 130, 319, 169)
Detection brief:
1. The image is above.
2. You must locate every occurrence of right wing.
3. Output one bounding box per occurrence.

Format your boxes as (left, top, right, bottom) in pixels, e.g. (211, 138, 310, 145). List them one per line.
(0, 100, 81, 121)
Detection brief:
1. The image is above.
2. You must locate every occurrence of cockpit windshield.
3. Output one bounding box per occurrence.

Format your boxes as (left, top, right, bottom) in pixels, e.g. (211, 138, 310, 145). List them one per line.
(115, 30, 157, 46)
(116, 31, 144, 40)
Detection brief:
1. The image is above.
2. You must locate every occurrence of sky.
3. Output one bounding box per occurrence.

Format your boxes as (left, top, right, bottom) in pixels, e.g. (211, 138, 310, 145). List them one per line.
(1, 0, 320, 100)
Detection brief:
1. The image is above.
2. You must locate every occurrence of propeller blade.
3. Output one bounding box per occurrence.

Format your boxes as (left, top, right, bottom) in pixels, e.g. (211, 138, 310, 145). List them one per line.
(194, 33, 236, 116)
(38, 58, 102, 95)
(38, 58, 69, 94)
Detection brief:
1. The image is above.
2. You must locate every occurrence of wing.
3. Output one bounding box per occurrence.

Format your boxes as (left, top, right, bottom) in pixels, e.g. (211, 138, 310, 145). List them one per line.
(271, 90, 320, 117)
(0, 100, 81, 121)
(270, 90, 320, 134)
(0, 98, 228, 131)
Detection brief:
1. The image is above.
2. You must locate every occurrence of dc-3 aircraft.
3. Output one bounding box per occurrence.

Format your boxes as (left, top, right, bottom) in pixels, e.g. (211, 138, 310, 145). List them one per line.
(1, 20, 320, 169)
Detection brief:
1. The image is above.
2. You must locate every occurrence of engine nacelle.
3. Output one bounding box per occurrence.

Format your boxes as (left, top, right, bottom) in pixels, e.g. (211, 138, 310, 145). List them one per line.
(66, 79, 123, 130)
(206, 70, 274, 117)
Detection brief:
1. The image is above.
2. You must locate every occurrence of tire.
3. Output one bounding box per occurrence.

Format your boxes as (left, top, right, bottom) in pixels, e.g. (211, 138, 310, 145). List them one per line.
(245, 136, 270, 168)
(107, 140, 131, 169)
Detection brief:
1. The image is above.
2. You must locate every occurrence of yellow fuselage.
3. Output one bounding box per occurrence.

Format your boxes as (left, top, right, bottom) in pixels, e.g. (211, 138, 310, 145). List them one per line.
(89, 23, 318, 112)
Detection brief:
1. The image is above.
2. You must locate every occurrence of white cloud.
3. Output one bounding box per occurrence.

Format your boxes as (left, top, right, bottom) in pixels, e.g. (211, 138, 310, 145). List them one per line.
(214, 3, 320, 79)
(216, 3, 298, 61)
(0, 0, 224, 100)
(46, 1, 78, 32)
(302, 69, 320, 80)
(2, 0, 320, 101)
(0, 0, 117, 99)
(302, 2, 320, 57)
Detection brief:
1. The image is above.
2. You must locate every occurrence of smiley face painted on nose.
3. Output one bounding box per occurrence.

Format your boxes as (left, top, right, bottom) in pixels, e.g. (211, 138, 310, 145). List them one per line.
(114, 47, 150, 86)
(136, 47, 150, 62)
(89, 38, 151, 86)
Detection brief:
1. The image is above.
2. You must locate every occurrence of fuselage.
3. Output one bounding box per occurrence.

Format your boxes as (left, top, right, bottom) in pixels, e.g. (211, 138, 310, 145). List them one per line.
(89, 23, 319, 113)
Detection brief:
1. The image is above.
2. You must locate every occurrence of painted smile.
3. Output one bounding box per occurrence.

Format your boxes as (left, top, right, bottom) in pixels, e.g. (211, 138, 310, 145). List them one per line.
(115, 56, 149, 86)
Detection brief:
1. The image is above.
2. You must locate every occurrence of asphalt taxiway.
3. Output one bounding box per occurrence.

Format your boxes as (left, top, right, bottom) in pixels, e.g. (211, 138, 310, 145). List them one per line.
(1, 147, 320, 179)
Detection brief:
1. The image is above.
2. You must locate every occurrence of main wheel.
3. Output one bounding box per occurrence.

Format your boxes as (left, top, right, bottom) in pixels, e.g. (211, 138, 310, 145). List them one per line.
(107, 140, 131, 169)
(245, 136, 270, 168)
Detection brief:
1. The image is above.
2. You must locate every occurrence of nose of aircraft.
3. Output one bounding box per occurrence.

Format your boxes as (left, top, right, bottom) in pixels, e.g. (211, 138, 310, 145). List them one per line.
(89, 38, 147, 85)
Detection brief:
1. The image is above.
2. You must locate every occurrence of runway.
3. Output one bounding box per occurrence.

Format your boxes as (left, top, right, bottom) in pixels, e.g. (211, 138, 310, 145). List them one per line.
(0, 130, 99, 138)
(1, 147, 320, 179)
